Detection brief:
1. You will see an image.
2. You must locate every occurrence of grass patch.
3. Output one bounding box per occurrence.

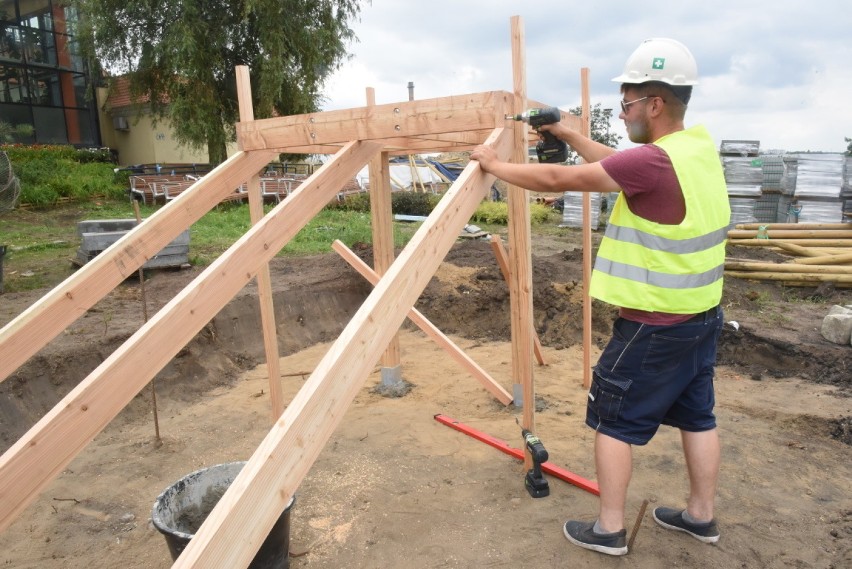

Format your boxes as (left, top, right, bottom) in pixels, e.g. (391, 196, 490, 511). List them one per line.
(0, 194, 564, 294)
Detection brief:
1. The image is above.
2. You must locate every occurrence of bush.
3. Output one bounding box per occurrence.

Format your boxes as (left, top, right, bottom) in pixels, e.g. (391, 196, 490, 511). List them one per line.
(391, 192, 441, 216)
(3, 144, 125, 206)
(328, 191, 442, 216)
(470, 201, 554, 225)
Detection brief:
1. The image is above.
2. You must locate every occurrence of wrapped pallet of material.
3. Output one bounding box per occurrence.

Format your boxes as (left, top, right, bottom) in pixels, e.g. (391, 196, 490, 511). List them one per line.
(559, 191, 602, 230)
(719, 140, 762, 224)
(790, 153, 845, 222)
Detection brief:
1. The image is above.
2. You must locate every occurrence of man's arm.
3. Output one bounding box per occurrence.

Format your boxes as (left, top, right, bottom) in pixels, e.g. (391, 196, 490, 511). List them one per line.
(470, 144, 621, 194)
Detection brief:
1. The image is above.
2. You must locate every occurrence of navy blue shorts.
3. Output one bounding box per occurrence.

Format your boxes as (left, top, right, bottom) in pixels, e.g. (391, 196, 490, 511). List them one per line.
(586, 306, 724, 445)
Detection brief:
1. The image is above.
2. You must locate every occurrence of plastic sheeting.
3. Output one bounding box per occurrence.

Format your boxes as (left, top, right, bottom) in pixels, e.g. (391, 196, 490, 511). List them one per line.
(560, 192, 602, 230)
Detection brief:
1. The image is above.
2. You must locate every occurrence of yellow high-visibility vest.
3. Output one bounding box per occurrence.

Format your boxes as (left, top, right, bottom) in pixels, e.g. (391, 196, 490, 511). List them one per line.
(590, 125, 730, 313)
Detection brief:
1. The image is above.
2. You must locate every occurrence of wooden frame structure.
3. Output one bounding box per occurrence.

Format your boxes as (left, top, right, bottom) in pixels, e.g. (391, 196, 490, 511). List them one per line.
(0, 17, 588, 567)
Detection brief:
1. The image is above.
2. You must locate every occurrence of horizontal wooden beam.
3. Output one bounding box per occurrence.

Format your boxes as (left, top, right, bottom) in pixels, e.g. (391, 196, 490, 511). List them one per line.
(237, 91, 512, 152)
(0, 140, 381, 534)
(172, 127, 514, 568)
(0, 149, 278, 384)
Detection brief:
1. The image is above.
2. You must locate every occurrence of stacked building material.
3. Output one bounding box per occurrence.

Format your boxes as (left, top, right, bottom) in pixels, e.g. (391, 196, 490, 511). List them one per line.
(753, 153, 785, 222)
(75, 219, 190, 269)
(720, 140, 762, 225)
(783, 153, 846, 223)
(560, 192, 602, 230)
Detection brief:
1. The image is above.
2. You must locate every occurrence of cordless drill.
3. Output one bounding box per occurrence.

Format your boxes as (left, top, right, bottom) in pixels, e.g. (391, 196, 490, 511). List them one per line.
(505, 107, 569, 164)
(522, 428, 550, 498)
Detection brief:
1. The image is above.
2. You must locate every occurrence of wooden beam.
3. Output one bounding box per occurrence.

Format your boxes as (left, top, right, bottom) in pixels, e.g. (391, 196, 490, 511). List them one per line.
(237, 91, 512, 151)
(728, 229, 852, 239)
(331, 240, 513, 405)
(365, 87, 401, 375)
(580, 67, 592, 390)
(735, 222, 851, 231)
(172, 127, 513, 568)
(0, 140, 381, 534)
(488, 235, 546, 365)
(508, 16, 535, 473)
(726, 271, 852, 283)
(236, 65, 284, 421)
(729, 239, 850, 248)
(789, 252, 852, 265)
(0, 149, 278, 384)
(725, 261, 852, 274)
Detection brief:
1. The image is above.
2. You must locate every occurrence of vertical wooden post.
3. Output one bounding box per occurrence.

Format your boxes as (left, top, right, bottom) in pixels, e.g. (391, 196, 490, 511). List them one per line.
(508, 16, 535, 469)
(580, 68, 592, 389)
(236, 65, 284, 419)
(366, 87, 402, 387)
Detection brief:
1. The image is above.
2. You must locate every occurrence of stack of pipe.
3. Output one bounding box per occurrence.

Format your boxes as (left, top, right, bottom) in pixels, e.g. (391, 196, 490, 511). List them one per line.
(725, 222, 852, 287)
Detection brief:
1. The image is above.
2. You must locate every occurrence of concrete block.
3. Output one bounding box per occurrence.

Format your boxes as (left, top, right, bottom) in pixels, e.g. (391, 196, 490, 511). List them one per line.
(76, 219, 137, 237)
(827, 305, 852, 317)
(820, 313, 852, 345)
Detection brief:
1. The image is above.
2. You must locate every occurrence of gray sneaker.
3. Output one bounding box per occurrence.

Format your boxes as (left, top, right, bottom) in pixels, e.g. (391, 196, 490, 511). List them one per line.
(563, 520, 628, 556)
(653, 507, 720, 543)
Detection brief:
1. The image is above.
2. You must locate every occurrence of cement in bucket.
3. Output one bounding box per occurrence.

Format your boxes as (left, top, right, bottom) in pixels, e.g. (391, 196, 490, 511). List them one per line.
(151, 461, 295, 568)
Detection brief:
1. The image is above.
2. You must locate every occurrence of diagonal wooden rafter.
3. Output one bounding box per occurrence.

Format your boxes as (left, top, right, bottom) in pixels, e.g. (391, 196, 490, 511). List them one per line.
(0, 140, 382, 533)
(173, 126, 514, 569)
(0, 149, 278, 384)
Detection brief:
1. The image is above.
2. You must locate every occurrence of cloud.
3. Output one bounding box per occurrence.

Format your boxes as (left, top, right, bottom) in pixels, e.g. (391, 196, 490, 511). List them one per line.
(323, 0, 852, 153)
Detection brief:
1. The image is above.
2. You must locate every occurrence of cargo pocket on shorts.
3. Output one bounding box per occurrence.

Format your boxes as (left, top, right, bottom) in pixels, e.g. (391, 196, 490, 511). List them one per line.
(588, 372, 632, 422)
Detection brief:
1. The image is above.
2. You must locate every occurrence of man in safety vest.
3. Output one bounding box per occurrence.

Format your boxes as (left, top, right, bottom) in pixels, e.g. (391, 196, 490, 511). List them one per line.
(471, 38, 730, 556)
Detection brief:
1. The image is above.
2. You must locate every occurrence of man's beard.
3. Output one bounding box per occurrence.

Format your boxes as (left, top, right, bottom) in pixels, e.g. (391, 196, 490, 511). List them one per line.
(626, 114, 650, 144)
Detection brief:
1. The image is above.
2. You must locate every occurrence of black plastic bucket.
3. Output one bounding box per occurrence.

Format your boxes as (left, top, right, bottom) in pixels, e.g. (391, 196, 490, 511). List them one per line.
(151, 461, 295, 568)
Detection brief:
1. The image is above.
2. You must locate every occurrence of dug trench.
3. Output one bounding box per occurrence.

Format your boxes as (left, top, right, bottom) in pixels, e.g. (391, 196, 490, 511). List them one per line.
(0, 237, 850, 568)
(4, 239, 846, 450)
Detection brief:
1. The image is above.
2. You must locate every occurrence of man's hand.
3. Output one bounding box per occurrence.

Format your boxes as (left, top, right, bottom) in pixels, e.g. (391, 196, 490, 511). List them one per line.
(538, 121, 573, 142)
(470, 145, 499, 173)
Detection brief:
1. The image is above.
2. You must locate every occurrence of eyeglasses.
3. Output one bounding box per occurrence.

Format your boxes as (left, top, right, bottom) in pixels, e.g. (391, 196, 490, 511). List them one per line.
(620, 96, 650, 113)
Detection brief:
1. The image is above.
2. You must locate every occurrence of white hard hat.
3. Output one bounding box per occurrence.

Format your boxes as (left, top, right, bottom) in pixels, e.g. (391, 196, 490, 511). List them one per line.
(612, 38, 698, 86)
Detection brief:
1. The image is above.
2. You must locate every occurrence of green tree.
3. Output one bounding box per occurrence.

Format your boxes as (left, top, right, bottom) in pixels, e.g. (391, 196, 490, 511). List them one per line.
(846, 137, 851, 155)
(74, 0, 366, 164)
(565, 103, 621, 164)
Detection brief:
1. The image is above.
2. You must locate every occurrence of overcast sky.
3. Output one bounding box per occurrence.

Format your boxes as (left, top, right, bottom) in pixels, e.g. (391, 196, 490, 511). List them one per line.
(322, 0, 852, 154)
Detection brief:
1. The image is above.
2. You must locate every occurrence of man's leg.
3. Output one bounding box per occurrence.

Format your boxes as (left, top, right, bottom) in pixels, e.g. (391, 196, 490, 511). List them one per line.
(681, 428, 720, 521)
(595, 431, 633, 532)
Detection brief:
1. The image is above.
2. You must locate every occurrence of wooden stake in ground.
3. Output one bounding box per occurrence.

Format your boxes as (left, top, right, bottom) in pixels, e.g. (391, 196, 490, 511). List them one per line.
(627, 499, 650, 551)
(132, 197, 160, 443)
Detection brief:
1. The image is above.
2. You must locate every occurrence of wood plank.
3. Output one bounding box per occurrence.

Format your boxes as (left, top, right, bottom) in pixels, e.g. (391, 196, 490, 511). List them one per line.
(735, 222, 851, 230)
(0, 140, 381, 534)
(172, 127, 513, 568)
(726, 271, 852, 283)
(237, 91, 512, 151)
(508, 16, 535, 472)
(366, 87, 401, 372)
(237, 65, 284, 421)
(580, 67, 592, 390)
(725, 261, 852, 274)
(488, 235, 546, 365)
(728, 239, 850, 247)
(790, 252, 852, 265)
(728, 229, 852, 239)
(331, 240, 512, 404)
(0, 149, 277, 384)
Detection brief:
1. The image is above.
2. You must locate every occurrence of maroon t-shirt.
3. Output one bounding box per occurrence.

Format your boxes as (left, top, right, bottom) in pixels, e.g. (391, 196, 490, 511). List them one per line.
(599, 144, 695, 325)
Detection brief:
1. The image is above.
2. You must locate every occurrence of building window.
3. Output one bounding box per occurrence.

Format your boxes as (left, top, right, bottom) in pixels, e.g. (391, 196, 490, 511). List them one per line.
(0, 0, 99, 147)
